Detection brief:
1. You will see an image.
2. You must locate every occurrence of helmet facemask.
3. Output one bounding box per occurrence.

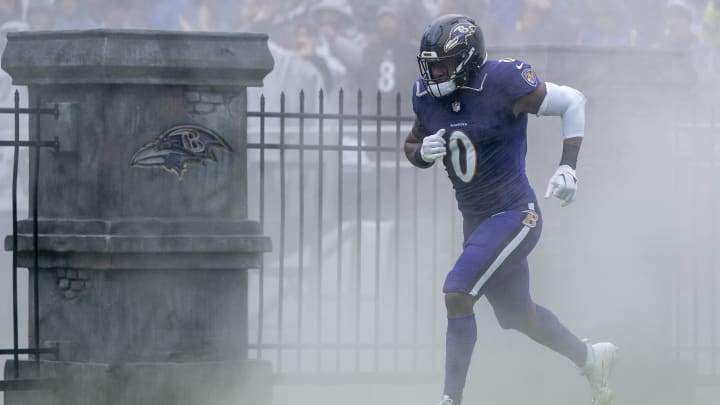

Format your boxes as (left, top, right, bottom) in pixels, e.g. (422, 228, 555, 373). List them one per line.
(418, 47, 476, 98)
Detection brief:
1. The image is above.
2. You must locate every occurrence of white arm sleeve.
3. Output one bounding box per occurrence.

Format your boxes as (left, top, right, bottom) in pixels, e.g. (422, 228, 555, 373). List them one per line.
(536, 82, 586, 139)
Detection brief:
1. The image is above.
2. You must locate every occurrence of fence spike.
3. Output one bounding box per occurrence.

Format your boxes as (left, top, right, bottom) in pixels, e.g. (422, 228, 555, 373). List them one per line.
(338, 88, 344, 115)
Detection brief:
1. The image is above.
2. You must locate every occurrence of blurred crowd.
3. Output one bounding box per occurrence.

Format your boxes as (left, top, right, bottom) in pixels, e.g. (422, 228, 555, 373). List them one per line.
(0, 0, 718, 100)
(0, 0, 716, 208)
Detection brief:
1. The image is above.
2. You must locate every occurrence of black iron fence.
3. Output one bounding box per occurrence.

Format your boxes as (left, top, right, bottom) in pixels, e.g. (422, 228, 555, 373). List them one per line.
(245, 89, 464, 383)
(0, 90, 59, 391)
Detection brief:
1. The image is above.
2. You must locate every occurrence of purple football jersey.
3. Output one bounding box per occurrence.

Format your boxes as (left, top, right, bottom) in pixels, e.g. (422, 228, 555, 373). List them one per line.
(412, 59, 542, 218)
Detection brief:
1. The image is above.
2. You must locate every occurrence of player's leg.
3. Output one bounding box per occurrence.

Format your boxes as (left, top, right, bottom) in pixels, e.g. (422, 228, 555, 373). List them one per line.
(485, 243, 618, 404)
(440, 292, 477, 405)
(484, 258, 588, 367)
(438, 203, 541, 405)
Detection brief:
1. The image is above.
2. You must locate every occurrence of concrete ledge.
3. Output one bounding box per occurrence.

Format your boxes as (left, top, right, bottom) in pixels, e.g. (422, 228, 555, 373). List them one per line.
(11, 218, 264, 236)
(12, 251, 264, 270)
(1, 30, 274, 87)
(4, 219, 271, 270)
(8, 234, 271, 253)
(5, 218, 271, 253)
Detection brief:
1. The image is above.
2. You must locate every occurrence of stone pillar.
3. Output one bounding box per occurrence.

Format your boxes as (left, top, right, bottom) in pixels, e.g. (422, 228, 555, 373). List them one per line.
(1, 30, 273, 405)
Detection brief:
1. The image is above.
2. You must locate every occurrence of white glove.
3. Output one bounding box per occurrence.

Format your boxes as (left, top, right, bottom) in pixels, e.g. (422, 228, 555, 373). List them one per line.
(544, 165, 577, 207)
(420, 129, 446, 163)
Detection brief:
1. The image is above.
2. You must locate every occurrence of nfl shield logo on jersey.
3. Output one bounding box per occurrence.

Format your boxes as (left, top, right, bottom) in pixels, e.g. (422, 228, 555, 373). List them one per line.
(452, 101, 462, 112)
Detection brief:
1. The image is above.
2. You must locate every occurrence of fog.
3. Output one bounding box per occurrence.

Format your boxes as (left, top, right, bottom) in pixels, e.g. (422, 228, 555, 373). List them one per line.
(1, 0, 720, 404)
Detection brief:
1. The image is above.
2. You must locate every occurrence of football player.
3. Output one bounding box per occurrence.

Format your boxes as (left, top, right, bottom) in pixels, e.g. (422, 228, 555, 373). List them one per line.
(403, 14, 618, 405)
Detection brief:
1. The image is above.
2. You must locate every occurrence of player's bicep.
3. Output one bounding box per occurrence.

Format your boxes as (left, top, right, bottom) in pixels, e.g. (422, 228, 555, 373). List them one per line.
(512, 82, 546, 117)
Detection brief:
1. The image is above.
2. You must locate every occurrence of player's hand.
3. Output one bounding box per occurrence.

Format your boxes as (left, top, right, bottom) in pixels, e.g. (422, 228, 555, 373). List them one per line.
(420, 129, 446, 163)
(544, 165, 577, 207)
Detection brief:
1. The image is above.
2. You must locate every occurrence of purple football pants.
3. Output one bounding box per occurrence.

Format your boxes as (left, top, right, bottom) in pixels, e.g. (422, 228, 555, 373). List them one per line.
(444, 202, 542, 297)
(441, 202, 587, 404)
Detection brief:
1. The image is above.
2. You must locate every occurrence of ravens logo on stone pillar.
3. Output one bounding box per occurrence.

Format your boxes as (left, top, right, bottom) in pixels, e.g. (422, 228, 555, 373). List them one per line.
(130, 125, 232, 178)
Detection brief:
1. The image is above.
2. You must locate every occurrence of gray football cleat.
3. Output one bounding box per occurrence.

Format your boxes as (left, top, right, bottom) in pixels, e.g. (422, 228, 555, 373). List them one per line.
(581, 342, 619, 405)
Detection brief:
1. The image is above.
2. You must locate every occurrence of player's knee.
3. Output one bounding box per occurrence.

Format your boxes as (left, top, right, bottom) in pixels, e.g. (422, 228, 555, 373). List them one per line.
(444, 293, 476, 317)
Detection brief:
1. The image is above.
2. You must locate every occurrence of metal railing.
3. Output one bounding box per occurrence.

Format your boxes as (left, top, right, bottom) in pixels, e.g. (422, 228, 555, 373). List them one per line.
(245, 88, 464, 383)
(0, 90, 59, 390)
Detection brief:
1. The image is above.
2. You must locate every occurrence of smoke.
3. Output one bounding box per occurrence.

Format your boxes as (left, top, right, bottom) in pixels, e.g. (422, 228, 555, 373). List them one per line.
(1, 1, 720, 405)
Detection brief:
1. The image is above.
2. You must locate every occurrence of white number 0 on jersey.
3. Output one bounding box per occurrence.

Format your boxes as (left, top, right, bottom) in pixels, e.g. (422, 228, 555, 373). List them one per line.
(448, 130, 476, 183)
